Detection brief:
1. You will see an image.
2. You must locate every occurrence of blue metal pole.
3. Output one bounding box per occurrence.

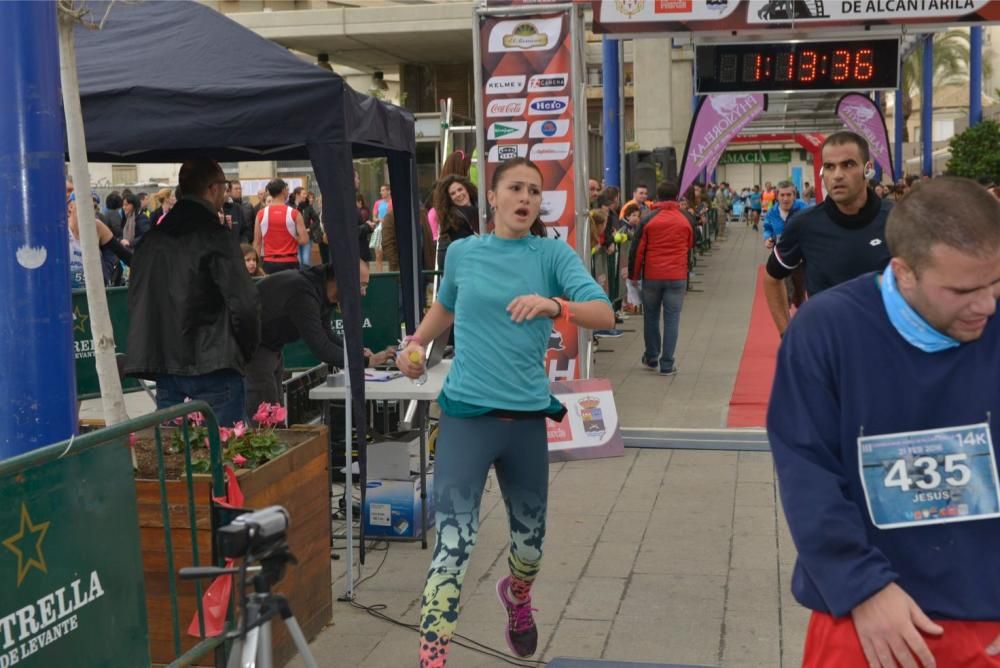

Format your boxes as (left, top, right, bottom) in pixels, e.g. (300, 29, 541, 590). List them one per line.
(872, 91, 883, 182)
(921, 34, 934, 178)
(602, 36, 621, 188)
(0, 2, 76, 459)
(970, 27, 983, 127)
(894, 87, 904, 180)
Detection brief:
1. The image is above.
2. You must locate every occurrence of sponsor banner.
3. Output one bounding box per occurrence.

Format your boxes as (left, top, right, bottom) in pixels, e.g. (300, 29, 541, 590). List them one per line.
(530, 119, 570, 139)
(485, 74, 527, 95)
(481, 10, 580, 380)
(486, 97, 527, 118)
(546, 378, 625, 461)
(487, 16, 562, 52)
(678, 93, 766, 199)
(528, 96, 569, 116)
(836, 93, 895, 181)
(528, 73, 568, 92)
(594, 0, 997, 33)
(487, 143, 530, 162)
(488, 121, 528, 140)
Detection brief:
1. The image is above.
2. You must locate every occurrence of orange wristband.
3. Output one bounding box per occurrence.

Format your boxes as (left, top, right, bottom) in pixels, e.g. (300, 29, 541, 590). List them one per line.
(552, 297, 572, 324)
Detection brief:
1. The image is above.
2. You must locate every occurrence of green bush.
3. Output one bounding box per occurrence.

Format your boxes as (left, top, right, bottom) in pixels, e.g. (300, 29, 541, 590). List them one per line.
(947, 119, 1000, 182)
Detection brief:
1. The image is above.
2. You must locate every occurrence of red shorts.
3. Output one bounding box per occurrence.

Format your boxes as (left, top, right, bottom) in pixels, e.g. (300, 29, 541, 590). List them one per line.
(803, 612, 1000, 668)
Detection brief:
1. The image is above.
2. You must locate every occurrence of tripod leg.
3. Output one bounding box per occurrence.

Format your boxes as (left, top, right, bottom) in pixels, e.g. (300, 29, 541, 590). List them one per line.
(283, 616, 319, 668)
(257, 621, 273, 668)
(226, 629, 258, 668)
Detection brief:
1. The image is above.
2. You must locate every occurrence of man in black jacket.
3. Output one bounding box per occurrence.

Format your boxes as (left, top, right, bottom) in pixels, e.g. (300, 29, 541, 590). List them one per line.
(125, 158, 260, 426)
(764, 131, 892, 334)
(245, 260, 393, 416)
(223, 180, 255, 244)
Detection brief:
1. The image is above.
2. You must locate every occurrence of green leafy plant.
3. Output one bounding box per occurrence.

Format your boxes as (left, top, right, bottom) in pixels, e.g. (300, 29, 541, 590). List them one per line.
(947, 119, 1000, 182)
(190, 403, 289, 473)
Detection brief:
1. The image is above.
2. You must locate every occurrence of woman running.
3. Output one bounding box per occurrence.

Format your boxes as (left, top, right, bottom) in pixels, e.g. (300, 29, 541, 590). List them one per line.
(397, 158, 614, 667)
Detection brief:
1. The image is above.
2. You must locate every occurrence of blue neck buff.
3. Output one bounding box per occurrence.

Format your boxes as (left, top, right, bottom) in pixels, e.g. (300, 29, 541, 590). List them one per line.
(879, 264, 960, 353)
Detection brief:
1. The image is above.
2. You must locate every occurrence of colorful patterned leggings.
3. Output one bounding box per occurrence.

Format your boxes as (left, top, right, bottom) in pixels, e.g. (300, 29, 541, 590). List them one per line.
(418, 414, 549, 667)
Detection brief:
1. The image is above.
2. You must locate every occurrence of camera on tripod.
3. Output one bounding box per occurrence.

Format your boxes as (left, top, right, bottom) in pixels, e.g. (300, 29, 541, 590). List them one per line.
(218, 505, 289, 560)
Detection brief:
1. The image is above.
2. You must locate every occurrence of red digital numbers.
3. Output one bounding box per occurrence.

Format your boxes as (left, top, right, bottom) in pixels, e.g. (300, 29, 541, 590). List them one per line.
(831, 49, 851, 81)
(798, 50, 817, 82)
(855, 49, 875, 80)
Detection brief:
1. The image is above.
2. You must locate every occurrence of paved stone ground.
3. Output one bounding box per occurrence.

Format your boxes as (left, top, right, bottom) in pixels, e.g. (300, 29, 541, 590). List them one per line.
(83, 220, 809, 667)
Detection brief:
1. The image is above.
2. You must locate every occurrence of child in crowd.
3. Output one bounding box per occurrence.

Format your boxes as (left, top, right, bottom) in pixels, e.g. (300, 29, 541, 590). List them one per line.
(241, 243, 265, 277)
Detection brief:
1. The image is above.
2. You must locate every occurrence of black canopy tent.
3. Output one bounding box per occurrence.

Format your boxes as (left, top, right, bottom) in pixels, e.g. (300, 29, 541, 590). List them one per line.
(72, 0, 423, 452)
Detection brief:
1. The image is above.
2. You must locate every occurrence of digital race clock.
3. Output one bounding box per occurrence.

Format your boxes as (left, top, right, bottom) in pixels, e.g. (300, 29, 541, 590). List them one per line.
(695, 39, 899, 94)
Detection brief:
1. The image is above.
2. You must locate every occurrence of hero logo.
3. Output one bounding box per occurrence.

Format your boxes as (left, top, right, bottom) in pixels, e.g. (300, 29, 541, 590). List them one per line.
(487, 98, 526, 118)
(529, 119, 570, 139)
(528, 73, 568, 92)
(486, 75, 526, 94)
(528, 97, 568, 116)
(488, 121, 527, 140)
(541, 190, 568, 223)
(530, 142, 571, 161)
(487, 143, 529, 163)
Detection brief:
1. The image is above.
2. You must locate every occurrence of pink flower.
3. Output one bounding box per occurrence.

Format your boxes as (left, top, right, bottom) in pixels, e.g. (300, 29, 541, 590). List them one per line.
(270, 405, 287, 425)
(172, 416, 185, 426)
(233, 421, 247, 438)
(253, 402, 271, 425)
(129, 433, 137, 448)
(190, 412, 205, 426)
(219, 427, 232, 443)
(232, 454, 248, 467)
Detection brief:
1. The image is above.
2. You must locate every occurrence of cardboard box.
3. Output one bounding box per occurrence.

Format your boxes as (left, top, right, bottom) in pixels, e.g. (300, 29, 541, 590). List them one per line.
(363, 472, 434, 539)
(367, 431, 420, 480)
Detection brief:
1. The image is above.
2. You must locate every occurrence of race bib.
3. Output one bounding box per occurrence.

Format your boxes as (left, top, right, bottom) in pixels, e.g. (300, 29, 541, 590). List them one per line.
(858, 422, 1000, 529)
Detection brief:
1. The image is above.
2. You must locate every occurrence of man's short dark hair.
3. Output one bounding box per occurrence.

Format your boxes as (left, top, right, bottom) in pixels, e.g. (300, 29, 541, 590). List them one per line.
(635, 183, 648, 193)
(266, 179, 288, 198)
(178, 159, 223, 198)
(886, 176, 1000, 272)
(105, 191, 122, 209)
(656, 180, 679, 201)
(822, 131, 870, 163)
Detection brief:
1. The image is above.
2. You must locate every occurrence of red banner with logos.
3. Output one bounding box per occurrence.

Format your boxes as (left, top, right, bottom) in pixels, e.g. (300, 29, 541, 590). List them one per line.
(479, 11, 582, 381)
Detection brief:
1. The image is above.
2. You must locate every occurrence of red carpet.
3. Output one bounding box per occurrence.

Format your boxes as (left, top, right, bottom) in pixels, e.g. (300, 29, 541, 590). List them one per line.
(727, 266, 781, 428)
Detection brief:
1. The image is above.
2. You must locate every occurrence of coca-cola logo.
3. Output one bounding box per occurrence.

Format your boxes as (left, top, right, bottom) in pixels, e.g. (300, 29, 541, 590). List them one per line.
(487, 98, 527, 118)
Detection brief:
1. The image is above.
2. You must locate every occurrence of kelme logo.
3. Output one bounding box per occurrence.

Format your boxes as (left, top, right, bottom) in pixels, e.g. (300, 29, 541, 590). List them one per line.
(486, 75, 526, 94)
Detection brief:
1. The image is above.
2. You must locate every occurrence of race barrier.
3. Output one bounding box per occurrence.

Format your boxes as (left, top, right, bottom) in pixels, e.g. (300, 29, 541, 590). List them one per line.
(0, 402, 227, 667)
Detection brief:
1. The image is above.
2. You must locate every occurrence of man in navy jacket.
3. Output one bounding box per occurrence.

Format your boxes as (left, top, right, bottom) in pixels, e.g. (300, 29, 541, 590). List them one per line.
(769, 177, 1000, 667)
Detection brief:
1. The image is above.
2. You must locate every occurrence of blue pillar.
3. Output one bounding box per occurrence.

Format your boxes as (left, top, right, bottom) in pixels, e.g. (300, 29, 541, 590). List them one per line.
(970, 27, 983, 127)
(921, 34, 934, 178)
(602, 37, 621, 187)
(872, 91, 883, 182)
(894, 87, 904, 180)
(0, 2, 76, 459)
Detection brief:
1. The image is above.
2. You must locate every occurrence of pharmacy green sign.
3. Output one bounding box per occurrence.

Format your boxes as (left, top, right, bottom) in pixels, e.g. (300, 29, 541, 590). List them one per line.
(719, 149, 792, 164)
(0, 440, 149, 667)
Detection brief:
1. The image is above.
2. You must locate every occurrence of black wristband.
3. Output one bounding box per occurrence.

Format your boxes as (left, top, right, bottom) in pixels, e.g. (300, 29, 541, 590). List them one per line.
(550, 298, 562, 319)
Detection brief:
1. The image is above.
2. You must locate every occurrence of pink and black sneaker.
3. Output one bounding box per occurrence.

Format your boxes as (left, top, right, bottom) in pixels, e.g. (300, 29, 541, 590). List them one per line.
(496, 575, 538, 657)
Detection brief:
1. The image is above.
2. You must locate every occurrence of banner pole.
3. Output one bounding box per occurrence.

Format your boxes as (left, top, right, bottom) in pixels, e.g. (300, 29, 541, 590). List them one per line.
(472, 7, 488, 234)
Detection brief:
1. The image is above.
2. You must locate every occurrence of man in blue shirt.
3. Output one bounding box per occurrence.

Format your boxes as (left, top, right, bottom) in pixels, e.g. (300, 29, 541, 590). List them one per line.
(747, 185, 762, 230)
(769, 177, 1000, 667)
(763, 180, 808, 307)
